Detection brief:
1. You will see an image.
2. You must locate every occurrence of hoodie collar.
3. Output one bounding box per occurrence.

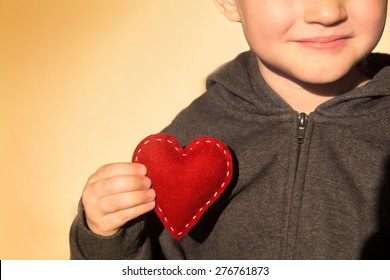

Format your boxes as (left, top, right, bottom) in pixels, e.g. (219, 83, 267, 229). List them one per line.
(207, 51, 390, 118)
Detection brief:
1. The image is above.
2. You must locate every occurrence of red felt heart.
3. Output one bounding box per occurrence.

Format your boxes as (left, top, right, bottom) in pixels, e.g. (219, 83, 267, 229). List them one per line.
(132, 133, 233, 240)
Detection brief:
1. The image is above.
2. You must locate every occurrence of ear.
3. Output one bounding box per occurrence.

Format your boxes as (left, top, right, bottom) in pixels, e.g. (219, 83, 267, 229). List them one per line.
(214, 0, 241, 22)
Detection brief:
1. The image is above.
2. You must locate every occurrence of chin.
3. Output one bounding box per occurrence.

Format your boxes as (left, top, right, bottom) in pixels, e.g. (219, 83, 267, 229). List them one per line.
(292, 67, 356, 86)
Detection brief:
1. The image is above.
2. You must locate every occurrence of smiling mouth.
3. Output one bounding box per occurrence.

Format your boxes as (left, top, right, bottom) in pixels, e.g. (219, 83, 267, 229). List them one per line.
(295, 36, 350, 50)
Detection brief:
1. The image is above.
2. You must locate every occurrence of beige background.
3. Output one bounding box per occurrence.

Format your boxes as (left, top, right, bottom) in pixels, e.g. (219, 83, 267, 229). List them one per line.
(0, 1, 389, 259)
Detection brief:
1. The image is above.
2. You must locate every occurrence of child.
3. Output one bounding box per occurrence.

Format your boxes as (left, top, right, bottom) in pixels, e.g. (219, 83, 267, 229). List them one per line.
(70, 0, 390, 259)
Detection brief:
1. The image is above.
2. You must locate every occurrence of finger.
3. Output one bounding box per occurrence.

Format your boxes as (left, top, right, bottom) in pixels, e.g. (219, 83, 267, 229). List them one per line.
(92, 175, 152, 198)
(89, 162, 147, 183)
(103, 201, 156, 233)
(98, 188, 156, 214)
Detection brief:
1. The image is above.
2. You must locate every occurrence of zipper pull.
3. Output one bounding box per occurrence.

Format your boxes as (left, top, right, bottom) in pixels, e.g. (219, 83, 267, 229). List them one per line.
(297, 112, 308, 144)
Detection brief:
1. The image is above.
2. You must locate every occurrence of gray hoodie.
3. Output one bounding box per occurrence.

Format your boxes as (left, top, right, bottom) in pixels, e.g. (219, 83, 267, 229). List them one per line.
(70, 51, 390, 259)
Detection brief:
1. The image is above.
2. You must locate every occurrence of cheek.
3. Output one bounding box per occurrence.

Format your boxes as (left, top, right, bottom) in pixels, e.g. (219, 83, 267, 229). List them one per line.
(242, 13, 293, 51)
(352, 1, 387, 49)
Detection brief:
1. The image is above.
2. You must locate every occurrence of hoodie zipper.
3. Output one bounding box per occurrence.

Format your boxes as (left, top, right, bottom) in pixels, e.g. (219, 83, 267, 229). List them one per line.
(295, 112, 308, 180)
(297, 112, 308, 145)
(285, 112, 309, 259)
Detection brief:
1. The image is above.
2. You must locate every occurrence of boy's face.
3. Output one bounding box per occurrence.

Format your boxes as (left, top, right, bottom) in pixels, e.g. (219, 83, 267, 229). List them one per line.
(216, 0, 387, 85)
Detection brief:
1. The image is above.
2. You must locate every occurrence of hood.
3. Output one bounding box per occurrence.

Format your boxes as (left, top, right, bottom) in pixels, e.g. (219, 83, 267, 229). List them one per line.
(206, 51, 390, 117)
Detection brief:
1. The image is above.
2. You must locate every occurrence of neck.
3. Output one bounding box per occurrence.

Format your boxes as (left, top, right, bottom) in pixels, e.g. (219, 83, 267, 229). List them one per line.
(258, 61, 370, 114)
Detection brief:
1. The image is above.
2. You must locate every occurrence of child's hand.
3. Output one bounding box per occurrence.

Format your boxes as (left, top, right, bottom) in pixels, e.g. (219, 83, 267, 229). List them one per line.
(82, 163, 156, 236)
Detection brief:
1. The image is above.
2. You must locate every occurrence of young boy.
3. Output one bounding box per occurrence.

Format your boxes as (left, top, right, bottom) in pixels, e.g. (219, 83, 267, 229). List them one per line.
(70, 0, 390, 259)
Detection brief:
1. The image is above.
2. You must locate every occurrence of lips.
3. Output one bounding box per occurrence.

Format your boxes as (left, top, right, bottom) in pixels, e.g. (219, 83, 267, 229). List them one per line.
(295, 35, 350, 50)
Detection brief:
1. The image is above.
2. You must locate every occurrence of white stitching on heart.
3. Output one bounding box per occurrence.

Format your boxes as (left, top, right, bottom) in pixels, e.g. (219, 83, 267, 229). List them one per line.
(133, 135, 232, 238)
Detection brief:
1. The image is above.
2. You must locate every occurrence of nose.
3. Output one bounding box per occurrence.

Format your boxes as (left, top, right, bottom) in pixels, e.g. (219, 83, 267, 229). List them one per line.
(303, 0, 348, 26)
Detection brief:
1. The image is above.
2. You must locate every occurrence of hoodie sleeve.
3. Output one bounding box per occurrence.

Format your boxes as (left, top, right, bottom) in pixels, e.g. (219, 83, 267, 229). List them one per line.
(69, 200, 156, 260)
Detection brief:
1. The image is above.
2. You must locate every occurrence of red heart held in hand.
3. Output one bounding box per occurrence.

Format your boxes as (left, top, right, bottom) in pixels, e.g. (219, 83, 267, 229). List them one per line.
(132, 133, 233, 240)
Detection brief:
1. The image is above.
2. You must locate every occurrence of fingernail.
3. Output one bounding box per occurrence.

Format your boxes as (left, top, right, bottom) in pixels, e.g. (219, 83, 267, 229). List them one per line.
(146, 188, 156, 199)
(143, 177, 152, 188)
(137, 164, 147, 175)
